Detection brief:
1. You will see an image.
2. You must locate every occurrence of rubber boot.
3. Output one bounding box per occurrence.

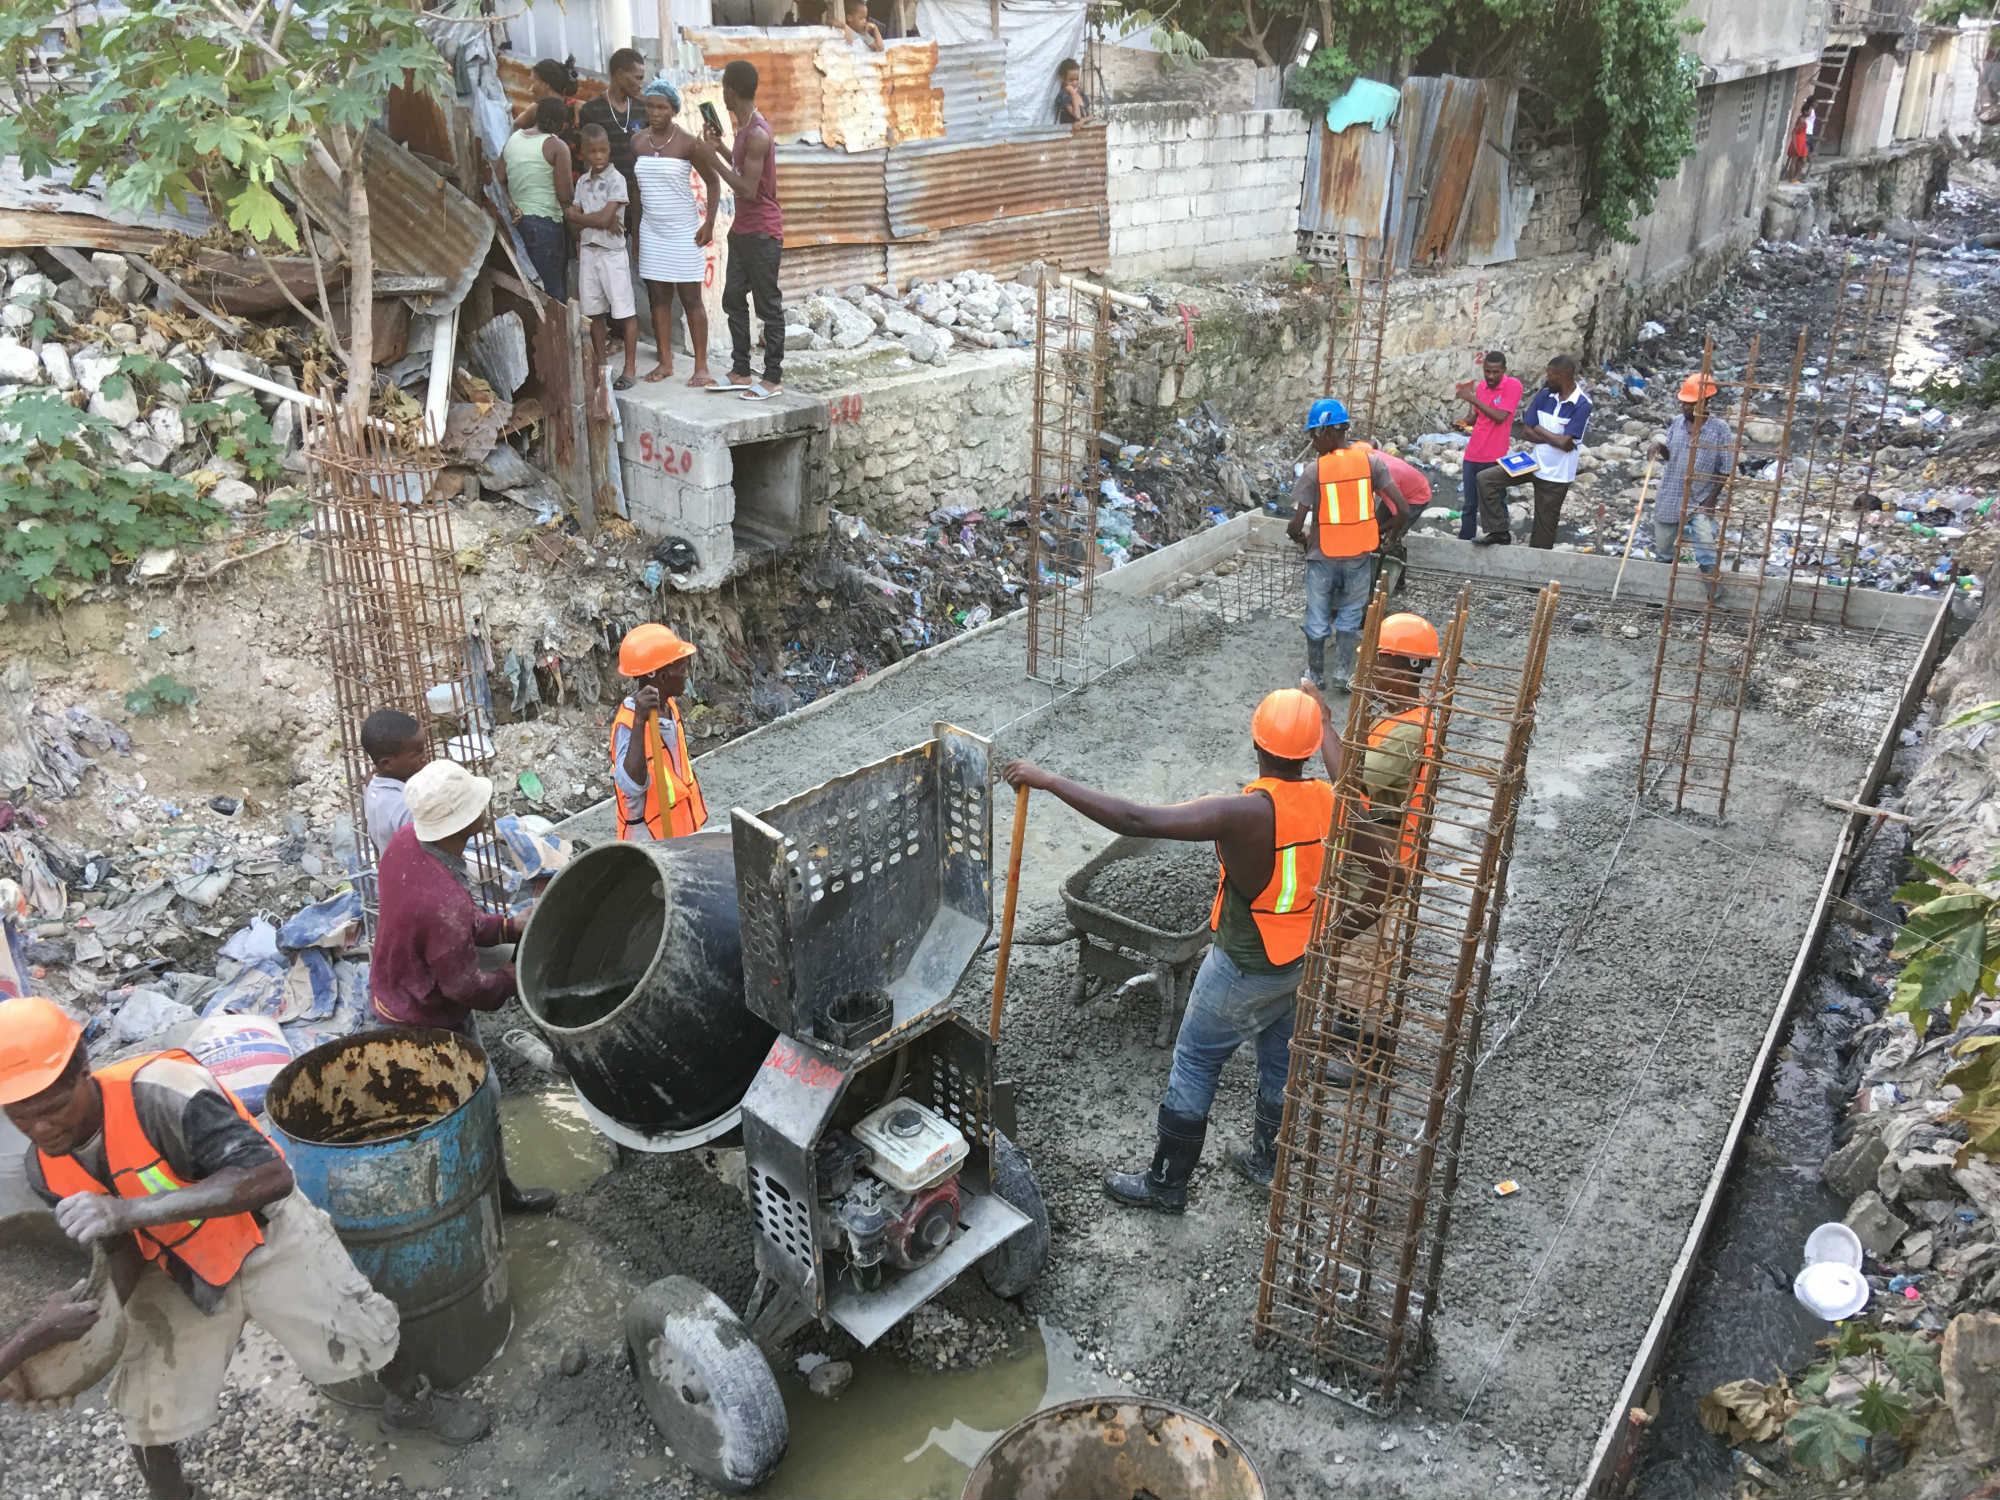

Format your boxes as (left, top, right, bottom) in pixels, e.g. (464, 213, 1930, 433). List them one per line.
(1332, 630, 1360, 693)
(500, 1173, 558, 1214)
(1228, 1094, 1287, 1188)
(380, 1379, 493, 1446)
(1305, 635, 1327, 687)
(1104, 1106, 1207, 1214)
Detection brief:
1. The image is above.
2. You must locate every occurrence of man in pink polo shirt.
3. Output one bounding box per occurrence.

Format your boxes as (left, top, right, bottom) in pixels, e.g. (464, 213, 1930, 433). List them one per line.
(1454, 351, 1521, 541)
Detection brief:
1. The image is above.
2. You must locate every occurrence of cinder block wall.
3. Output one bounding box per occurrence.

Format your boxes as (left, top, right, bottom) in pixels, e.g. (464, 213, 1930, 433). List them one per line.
(1106, 105, 1311, 279)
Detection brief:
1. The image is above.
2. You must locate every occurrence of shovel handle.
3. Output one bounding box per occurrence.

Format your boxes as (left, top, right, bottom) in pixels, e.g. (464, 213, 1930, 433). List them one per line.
(989, 783, 1031, 1043)
(1611, 457, 1657, 604)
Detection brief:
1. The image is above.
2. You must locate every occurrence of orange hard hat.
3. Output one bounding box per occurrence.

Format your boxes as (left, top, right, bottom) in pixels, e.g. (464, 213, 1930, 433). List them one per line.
(1252, 689, 1323, 760)
(1378, 612, 1439, 662)
(1678, 373, 1720, 403)
(618, 622, 696, 676)
(0, 996, 84, 1105)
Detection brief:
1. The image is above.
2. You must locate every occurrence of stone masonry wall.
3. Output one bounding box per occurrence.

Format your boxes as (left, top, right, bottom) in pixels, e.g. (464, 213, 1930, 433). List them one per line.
(1105, 252, 1607, 444)
(824, 348, 1033, 534)
(1512, 146, 1592, 261)
(1107, 105, 1311, 279)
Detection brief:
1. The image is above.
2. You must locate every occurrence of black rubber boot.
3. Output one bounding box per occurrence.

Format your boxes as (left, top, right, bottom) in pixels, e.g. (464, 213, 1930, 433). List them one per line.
(380, 1379, 492, 1446)
(1104, 1107, 1207, 1214)
(1333, 630, 1360, 692)
(501, 1174, 558, 1214)
(1306, 635, 1327, 686)
(1228, 1094, 1287, 1188)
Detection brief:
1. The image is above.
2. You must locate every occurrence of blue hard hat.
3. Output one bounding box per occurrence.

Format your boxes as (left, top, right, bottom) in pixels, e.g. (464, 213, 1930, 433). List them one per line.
(1306, 398, 1350, 430)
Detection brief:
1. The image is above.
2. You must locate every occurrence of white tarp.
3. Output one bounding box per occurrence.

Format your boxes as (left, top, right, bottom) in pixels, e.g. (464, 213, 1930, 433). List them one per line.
(916, 0, 1086, 131)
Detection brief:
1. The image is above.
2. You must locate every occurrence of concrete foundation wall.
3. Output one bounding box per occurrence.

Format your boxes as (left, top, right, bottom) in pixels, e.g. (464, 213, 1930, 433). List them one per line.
(825, 348, 1033, 533)
(1107, 105, 1310, 279)
(1818, 139, 1953, 231)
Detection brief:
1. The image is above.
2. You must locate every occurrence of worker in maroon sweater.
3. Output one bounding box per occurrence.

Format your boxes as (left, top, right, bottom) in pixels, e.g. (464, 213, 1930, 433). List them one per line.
(370, 761, 556, 1214)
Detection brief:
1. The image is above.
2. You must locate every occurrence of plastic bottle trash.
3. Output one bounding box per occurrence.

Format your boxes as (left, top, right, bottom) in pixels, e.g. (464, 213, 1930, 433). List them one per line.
(1923, 408, 1948, 431)
(1932, 559, 1955, 585)
(1911, 523, 1940, 539)
(1894, 510, 1918, 522)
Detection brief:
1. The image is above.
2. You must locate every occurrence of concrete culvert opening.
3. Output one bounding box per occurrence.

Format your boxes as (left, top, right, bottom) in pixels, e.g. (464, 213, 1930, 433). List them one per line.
(730, 433, 808, 556)
(266, 1030, 487, 1145)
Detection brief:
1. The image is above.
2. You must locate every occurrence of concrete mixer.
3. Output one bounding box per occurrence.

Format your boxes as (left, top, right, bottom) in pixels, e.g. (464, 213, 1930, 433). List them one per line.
(517, 723, 1048, 1494)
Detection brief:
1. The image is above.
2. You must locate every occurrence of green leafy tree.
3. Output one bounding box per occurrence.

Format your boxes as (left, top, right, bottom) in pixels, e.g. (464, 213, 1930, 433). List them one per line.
(0, 0, 454, 428)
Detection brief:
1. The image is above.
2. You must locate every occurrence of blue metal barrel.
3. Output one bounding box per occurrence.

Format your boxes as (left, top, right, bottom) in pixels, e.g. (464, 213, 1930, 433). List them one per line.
(264, 1027, 511, 1390)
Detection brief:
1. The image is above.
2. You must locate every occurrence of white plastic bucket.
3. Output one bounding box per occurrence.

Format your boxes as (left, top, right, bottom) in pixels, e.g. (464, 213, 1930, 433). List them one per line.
(1803, 1221, 1864, 1271)
(1794, 1261, 1870, 1321)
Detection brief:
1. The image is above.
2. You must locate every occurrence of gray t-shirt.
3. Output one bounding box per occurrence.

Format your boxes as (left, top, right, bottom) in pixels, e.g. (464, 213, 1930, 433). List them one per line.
(27, 1055, 280, 1312)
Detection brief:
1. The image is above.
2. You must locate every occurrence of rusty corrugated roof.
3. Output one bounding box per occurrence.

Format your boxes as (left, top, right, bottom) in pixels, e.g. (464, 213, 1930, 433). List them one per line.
(884, 204, 1107, 284)
(778, 241, 889, 297)
(883, 125, 1104, 239)
(686, 28, 829, 142)
(775, 146, 890, 246)
(932, 40, 1008, 142)
(817, 38, 944, 151)
(295, 126, 494, 314)
(1300, 116, 1394, 241)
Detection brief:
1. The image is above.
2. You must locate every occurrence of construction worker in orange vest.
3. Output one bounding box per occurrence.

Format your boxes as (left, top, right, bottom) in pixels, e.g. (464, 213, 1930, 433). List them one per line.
(1332, 611, 1441, 944)
(612, 622, 710, 840)
(1003, 683, 1343, 1213)
(0, 997, 488, 1500)
(1286, 398, 1410, 693)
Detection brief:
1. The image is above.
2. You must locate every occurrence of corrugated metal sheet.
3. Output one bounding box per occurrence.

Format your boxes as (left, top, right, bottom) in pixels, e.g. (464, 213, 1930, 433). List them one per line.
(686, 28, 831, 142)
(1386, 74, 1517, 270)
(1300, 117, 1395, 240)
(818, 38, 945, 150)
(883, 127, 1104, 239)
(775, 146, 891, 246)
(779, 241, 889, 297)
(932, 40, 1009, 142)
(884, 204, 1107, 283)
(296, 127, 494, 315)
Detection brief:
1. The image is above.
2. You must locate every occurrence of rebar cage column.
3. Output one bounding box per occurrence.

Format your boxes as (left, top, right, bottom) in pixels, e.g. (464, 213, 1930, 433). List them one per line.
(1025, 270, 1113, 685)
(1255, 582, 1559, 1401)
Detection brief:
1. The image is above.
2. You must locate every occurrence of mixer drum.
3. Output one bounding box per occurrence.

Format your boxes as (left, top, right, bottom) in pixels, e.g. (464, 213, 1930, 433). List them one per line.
(517, 831, 775, 1148)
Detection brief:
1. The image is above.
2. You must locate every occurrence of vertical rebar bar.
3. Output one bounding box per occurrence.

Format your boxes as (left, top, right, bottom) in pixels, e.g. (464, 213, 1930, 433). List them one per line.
(1025, 269, 1111, 684)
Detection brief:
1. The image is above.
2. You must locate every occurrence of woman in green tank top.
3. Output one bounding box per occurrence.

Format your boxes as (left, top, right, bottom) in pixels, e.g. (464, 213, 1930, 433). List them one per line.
(498, 96, 575, 302)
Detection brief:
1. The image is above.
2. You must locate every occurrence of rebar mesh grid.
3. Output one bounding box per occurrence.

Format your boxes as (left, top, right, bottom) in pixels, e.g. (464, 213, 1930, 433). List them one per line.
(1322, 248, 1392, 438)
(1257, 581, 1558, 1401)
(1783, 243, 1919, 625)
(308, 414, 501, 903)
(1638, 329, 1809, 820)
(1025, 271, 1112, 684)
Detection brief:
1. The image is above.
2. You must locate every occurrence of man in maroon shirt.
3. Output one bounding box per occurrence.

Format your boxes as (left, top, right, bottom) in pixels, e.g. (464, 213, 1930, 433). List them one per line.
(700, 59, 785, 400)
(371, 761, 555, 1213)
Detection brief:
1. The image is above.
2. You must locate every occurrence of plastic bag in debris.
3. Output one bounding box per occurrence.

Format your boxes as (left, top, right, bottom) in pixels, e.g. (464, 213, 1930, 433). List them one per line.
(1639, 321, 1667, 341)
(188, 1014, 291, 1114)
(108, 987, 197, 1047)
(277, 887, 363, 951)
(1099, 478, 1134, 508)
(220, 917, 281, 965)
(0, 880, 27, 1001)
(491, 815, 574, 884)
(0, 832, 67, 919)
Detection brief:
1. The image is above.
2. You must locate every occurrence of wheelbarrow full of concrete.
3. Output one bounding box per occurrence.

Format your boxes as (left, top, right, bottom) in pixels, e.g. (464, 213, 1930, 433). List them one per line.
(619, 724, 1051, 1494)
(1062, 835, 1216, 1047)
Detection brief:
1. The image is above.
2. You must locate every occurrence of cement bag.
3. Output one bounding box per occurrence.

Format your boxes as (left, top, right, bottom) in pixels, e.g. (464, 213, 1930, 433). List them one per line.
(188, 1015, 292, 1115)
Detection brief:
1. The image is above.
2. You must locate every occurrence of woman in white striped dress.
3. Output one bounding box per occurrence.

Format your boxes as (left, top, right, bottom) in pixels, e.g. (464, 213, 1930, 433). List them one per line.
(632, 79, 720, 386)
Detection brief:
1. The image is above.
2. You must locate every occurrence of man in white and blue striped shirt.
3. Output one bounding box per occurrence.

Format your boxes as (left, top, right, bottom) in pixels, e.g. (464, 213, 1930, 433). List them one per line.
(1471, 355, 1592, 549)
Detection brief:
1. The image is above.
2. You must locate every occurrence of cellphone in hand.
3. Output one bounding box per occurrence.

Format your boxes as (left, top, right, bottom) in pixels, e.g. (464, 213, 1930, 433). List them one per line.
(699, 101, 723, 135)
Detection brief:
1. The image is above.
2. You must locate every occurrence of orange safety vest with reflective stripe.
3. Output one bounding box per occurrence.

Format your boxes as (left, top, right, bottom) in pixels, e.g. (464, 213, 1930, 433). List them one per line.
(37, 1050, 279, 1291)
(611, 697, 708, 840)
(1209, 776, 1336, 967)
(1315, 444, 1379, 557)
(1360, 705, 1436, 865)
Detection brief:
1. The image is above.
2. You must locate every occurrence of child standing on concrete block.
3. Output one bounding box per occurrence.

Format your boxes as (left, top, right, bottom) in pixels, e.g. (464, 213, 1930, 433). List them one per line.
(570, 124, 639, 390)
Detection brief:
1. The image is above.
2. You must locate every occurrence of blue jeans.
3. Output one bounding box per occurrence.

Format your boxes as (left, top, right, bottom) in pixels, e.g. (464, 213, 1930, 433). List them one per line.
(1653, 512, 1719, 572)
(1162, 946, 1300, 1121)
(1304, 554, 1374, 642)
(1460, 460, 1499, 539)
(518, 215, 567, 304)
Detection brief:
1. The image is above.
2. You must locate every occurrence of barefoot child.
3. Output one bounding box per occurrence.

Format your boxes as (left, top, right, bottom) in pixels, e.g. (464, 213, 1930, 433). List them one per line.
(569, 124, 640, 390)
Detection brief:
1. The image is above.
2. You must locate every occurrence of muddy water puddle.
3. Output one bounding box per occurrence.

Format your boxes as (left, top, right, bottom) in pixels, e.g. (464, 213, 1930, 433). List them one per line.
(760, 1320, 1112, 1500)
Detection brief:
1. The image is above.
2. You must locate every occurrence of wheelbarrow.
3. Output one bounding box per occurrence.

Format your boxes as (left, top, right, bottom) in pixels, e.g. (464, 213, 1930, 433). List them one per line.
(1060, 836, 1215, 1048)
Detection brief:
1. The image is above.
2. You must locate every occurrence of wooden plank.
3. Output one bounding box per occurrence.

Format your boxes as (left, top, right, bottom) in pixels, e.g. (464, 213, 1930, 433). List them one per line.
(561, 298, 593, 525)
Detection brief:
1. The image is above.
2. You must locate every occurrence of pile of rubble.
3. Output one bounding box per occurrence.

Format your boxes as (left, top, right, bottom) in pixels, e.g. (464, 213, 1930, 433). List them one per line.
(786, 269, 1038, 367)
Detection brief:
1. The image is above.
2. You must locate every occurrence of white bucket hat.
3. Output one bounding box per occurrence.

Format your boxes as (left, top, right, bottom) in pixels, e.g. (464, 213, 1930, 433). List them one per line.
(405, 760, 494, 841)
